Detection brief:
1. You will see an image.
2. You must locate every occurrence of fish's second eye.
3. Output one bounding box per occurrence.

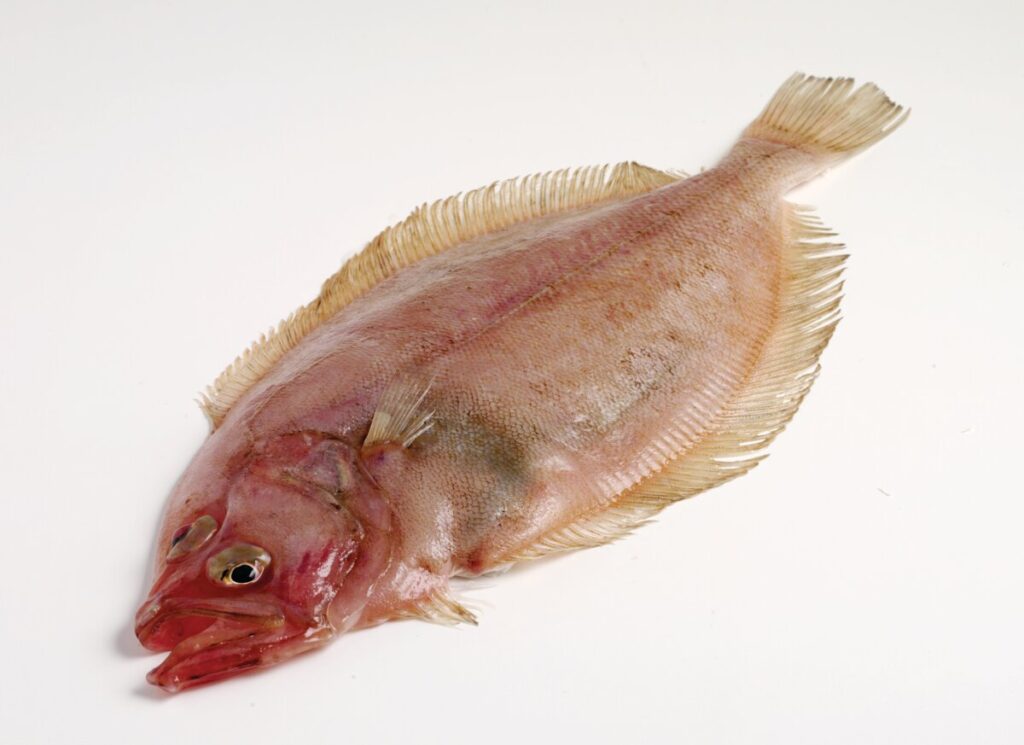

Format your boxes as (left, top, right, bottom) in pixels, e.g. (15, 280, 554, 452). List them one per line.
(166, 515, 218, 561)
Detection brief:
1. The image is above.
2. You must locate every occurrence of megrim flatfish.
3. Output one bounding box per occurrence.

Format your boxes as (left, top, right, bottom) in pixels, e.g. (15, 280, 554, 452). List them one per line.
(134, 74, 907, 691)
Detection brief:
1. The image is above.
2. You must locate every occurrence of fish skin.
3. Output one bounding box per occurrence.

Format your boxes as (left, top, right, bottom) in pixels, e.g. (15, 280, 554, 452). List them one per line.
(135, 74, 906, 691)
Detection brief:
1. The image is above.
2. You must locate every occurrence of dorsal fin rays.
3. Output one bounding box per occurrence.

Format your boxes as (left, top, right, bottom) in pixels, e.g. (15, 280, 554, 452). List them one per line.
(507, 203, 846, 562)
(199, 162, 686, 429)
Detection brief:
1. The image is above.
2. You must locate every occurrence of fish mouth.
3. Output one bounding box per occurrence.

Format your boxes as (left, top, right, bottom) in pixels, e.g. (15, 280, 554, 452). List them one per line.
(135, 597, 297, 692)
(135, 596, 285, 650)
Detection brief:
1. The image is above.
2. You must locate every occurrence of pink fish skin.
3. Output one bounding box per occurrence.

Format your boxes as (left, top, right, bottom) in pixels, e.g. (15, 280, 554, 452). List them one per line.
(135, 74, 906, 691)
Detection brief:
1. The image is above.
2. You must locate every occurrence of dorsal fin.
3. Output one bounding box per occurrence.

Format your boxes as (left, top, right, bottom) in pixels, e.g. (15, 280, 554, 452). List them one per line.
(507, 203, 846, 561)
(199, 162, 686, 428)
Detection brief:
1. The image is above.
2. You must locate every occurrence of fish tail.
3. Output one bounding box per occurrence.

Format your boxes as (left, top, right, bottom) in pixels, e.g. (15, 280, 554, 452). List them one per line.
(741, 73, 908, 174)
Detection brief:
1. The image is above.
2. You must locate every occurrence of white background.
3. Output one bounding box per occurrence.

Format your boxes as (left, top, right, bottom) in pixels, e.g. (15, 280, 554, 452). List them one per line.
(2, 1, 1021, 743)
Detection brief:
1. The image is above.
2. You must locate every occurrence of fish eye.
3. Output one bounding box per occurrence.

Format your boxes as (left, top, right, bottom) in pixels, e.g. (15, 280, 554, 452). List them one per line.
(166, 515, 218, 560)
(207, 544, 271, 587)
(228, 563, 259, 584)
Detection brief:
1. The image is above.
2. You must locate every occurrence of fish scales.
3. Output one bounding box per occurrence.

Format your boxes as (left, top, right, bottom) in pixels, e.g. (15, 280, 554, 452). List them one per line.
(248, 171, 775, 566)
(135, 74, 907, 690)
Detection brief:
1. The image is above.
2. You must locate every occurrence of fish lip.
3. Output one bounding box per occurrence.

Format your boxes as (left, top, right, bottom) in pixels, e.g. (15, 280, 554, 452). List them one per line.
(145, 615, 334, 693)
(136, 597, 296, 692)
(134, 596, 286, 651)
(145, 623, 280, 692)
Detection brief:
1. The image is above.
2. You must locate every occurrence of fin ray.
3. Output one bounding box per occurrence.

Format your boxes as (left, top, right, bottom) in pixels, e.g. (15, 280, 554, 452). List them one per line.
(364, 377, 435, 449)
(200, 162, 686, 428)
(396, 589, 479, 627)
(508, 203, 846, 561)
(744, 73, 908, 156)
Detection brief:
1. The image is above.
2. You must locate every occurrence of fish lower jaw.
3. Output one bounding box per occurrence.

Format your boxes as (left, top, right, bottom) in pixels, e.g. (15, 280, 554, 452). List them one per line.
(145, 618, 333, 693)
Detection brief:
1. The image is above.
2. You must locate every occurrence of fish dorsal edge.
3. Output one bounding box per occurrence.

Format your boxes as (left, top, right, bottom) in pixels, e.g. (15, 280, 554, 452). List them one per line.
(200, 161, 686, 428)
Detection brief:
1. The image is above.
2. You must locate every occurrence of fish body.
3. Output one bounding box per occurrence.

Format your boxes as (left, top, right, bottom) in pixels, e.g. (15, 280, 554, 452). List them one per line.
(135, 75, 907, 690)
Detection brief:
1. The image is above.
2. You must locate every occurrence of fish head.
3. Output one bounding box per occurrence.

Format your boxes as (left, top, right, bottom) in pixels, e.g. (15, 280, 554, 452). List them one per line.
(135, 430, 392, 691)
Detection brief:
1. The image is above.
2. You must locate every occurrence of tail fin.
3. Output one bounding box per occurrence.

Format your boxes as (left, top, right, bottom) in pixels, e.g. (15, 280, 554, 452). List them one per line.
(744, 73, 908, 159)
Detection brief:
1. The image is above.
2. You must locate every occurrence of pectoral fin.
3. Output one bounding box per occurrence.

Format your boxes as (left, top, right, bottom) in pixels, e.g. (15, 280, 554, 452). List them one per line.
(364, 377, 434, 449)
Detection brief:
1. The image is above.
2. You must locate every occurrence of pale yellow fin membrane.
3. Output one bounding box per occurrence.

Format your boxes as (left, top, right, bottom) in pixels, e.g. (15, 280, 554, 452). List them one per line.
(394, 589, 479, 627)
(744, 72, 908, 156)
(364, 376, 434, 449)
(508, 204, 846, 561)
(200, 162, 686, 428)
